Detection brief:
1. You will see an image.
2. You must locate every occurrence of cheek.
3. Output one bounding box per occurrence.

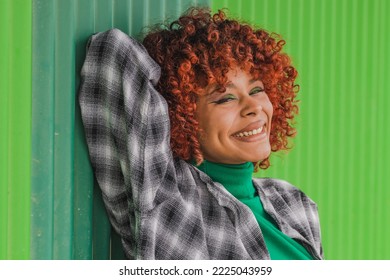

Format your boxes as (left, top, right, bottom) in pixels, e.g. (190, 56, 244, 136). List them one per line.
(200, 121, 220, 141)
(197, 115, 217, 145)
(264, 99, 273, 119)
(212, 115, 236, 140)
(196, 101, 237, 145)
(268, 104, 274, 119)
(199, 118, 233, 153)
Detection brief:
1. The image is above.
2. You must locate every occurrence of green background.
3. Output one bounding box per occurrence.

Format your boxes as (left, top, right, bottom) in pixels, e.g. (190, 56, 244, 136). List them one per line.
(0, 0, 389, 259)
(215, 0, 390, 259)
(0, 0, 31, 259)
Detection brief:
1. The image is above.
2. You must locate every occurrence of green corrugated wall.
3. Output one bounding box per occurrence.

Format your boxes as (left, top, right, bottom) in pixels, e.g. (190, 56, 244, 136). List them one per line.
(30, 0, 210, 260)
(0, 0, 389, 260)
(0, 0, 32, 260)
(213, 0, 390, 259)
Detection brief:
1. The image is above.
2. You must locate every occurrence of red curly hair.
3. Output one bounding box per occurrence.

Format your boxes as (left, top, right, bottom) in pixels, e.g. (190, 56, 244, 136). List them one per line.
(143, 7, 299, 169)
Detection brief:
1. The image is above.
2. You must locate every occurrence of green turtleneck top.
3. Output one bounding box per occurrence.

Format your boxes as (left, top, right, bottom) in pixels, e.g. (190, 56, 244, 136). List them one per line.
(196, 160, 313, 260)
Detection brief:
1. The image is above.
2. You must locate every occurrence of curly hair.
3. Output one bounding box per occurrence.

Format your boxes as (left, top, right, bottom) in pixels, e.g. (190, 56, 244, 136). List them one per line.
(142, 7, 299, 169)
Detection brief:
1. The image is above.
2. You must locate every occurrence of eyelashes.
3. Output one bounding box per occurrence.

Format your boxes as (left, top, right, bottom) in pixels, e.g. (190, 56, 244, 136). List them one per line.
(249, 87, 265, 95)
(212, 94, 237, 104)
(211, 87, 265, 105)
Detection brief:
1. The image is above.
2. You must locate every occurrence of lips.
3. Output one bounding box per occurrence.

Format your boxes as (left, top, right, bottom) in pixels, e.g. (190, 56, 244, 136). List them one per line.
(234, 127, 263, 137)
(232, 121, 266, 138)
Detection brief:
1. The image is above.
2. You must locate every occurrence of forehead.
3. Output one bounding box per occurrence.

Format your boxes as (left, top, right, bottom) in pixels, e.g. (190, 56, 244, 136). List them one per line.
(225, 68, 256, 82)
(201, 69, 260, 95)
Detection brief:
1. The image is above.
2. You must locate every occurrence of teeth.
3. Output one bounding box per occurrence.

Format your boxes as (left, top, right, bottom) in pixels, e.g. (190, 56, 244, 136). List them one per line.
(234, 127, 264, 137)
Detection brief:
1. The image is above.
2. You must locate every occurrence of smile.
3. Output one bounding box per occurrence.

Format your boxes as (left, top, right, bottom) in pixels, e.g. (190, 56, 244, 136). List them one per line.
(234, 126, 264, 138)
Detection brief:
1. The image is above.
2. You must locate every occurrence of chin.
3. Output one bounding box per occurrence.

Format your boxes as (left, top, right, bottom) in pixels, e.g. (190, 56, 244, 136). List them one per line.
(250, 148, 271, 163)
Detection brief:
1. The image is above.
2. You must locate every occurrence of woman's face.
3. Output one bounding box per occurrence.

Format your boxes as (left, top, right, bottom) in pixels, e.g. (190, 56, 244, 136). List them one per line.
(196, 68, 273, 164)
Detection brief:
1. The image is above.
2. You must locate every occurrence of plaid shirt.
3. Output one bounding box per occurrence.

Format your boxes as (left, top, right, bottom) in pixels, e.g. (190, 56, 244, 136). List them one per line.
(79, 29, 323, 260)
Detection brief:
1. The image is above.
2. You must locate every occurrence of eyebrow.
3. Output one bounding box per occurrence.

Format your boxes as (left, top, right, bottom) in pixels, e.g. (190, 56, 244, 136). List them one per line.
(205, 86, 221, 97)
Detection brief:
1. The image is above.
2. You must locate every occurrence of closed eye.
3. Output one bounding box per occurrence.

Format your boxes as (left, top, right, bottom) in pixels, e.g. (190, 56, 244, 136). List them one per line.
(249, 86, 265, 95)
(211, 94, 237, 104)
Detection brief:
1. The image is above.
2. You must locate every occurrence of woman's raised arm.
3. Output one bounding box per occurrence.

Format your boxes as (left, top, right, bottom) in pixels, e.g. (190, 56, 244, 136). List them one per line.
(78, 29, 180, 256)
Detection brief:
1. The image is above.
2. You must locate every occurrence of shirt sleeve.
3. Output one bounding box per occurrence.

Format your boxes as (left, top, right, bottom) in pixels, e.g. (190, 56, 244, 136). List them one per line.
(78, 29, 179, 244)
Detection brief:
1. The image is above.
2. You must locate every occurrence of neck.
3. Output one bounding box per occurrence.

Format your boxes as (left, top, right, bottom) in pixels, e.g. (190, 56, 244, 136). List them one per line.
(196, 160, 255, 199)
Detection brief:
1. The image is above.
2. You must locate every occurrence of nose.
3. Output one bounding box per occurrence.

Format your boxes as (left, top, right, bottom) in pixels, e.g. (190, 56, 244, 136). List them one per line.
(240, 96, 262, 117)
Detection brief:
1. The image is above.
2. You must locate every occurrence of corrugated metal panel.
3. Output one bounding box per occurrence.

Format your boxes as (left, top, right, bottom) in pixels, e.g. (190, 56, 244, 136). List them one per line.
(31, 0, 210, 260)
(32, 0, 76, 260)
(0, 0, 9, 260)
(0, 0, 32, 260)
(213, 0, 390, 259)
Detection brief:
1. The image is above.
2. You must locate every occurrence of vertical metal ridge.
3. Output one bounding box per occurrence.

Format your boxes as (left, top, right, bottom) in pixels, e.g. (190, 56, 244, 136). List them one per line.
(295, 0, 307, 191)
(5, 0, 32, 259)
(131, 0, 143, 37)
(0, 0, 10, 260)
(386, 0, 390, 259)
(53, 0, 76, 260)
(31, 0, 55, 260)
(8, 0, 32, 260)
(367, 0, 380, 254)
(113, 0, 130, 34)
(366, 0, 378, 260)
(377, 0, 390, 260)
(73, 0, 95, 260)
(344, 1, 358, 258)
(366, 0, 383, 260)
(356, 0, 369, 259)
(95, 0, 113, 32)
(327, 0, 341, 259)
(315, 0, 335, 258)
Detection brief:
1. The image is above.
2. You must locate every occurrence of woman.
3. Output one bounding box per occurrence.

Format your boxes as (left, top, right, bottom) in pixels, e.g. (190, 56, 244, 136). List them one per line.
(79, 8, 323, 260)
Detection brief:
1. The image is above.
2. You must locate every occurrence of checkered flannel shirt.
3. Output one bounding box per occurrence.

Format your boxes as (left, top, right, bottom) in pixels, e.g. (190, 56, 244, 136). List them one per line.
(78, 29, 323, 260)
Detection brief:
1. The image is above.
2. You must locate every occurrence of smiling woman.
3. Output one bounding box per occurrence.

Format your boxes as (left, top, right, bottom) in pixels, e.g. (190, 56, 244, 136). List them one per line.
(143, 8, 298, 170)
(78, 7, 323, 260)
